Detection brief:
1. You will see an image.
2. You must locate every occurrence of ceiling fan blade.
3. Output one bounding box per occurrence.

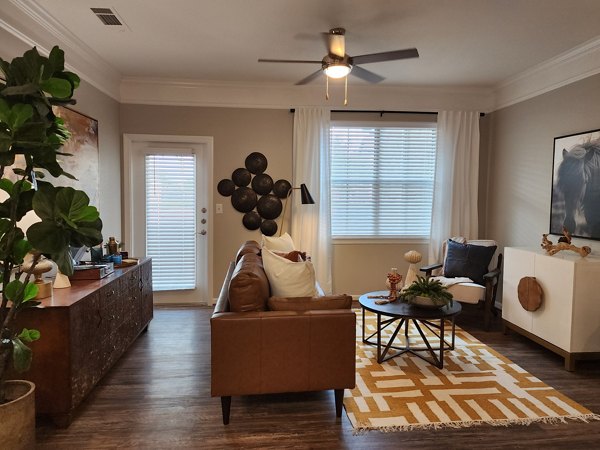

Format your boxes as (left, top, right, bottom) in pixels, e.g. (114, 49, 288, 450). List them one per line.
(351, 48, 419, 65)
(350, 65, 385, 84)
(258, 58, 322, 64)
(326, 28, 345, 58)
(295, 70, 323, 85)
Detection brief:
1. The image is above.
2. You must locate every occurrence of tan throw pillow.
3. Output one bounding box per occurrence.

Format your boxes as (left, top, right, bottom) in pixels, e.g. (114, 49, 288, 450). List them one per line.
(268, 295, 352, 311)
(261, 232, 295, 252)
(262, 247, 317, 297)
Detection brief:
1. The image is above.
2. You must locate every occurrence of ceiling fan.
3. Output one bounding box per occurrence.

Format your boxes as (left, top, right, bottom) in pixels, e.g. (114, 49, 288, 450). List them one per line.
(258, 27, 419, 91)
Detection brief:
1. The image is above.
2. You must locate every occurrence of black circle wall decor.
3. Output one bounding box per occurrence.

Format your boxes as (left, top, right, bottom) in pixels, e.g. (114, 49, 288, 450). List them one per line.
(251, 173, 274, 195)
(242, 211, 262, 230)
(232, 168, 252, 187)
(273, 179, 292, 198)
(257, 194, 283, 220)
(260, 219, 278, 236)
(245, 152, 268, 174)
(231, 187, 258, 213)
(217, 178, 236, 197)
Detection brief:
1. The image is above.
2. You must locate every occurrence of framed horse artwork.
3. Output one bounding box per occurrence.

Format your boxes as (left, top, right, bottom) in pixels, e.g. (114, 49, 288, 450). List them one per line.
(550, 128, 600, 240)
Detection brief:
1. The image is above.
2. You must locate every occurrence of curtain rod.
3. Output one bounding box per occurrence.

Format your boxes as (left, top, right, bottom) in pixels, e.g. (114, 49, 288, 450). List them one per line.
(289, 109, 485, 117)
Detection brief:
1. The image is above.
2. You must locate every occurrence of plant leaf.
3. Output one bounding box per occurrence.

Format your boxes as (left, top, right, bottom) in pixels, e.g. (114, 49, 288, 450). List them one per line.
(18, 328, 41, 343)
(27, 220, 67, 254)
(12, 337, 33, 373)
(40, 77, 72, 99)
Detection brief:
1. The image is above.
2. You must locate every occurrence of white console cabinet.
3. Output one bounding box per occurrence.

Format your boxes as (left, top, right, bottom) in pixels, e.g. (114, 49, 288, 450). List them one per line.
(502, 247, 600, 370)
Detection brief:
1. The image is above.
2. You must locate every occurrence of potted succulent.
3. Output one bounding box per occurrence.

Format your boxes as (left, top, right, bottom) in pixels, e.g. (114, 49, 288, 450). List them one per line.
(400, 276, 454, 308)
(0, 46, 103, 448)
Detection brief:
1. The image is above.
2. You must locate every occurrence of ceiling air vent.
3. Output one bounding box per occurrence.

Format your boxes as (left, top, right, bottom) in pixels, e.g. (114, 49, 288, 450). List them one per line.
(91, 7, 123, 26)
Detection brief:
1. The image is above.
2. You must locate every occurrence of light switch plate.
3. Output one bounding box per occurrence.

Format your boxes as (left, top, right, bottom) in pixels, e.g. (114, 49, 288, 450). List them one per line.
(216, 203, 223, 214)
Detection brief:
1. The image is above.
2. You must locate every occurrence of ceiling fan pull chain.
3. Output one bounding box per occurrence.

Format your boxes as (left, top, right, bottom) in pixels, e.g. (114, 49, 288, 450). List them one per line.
(326, 76, 330, 100)
(344, 75, 348, 106)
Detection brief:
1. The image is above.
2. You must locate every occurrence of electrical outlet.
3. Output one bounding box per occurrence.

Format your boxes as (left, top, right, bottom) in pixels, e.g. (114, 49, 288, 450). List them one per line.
(216, 203, 223, 214)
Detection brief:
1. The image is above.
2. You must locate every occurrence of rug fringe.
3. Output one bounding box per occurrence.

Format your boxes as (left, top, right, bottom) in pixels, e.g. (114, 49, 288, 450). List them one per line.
(352, 413, 600, 435)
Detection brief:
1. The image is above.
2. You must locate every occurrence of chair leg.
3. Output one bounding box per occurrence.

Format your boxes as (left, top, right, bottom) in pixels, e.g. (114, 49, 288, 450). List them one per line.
(221, 396, 231, 425)
(483, 290, 494, 331)
(334, 389, 344, 418)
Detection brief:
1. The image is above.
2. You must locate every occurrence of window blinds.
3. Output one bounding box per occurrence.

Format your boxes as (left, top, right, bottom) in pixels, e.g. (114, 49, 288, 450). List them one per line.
(330, 125, 437, 238)
(145, 154, 197, 291)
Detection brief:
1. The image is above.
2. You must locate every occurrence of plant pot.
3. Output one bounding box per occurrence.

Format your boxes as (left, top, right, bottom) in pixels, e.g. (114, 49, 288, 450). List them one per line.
(0, 380, 36, 450)
(410, 295, 444, 309)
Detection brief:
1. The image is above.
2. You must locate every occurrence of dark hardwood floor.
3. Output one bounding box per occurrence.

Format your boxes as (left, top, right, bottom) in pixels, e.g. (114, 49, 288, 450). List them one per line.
(35, 304, 600, 449)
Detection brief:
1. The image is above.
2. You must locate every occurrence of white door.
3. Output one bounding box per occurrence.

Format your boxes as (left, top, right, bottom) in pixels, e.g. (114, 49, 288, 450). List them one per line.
(123, 134, 213, 304)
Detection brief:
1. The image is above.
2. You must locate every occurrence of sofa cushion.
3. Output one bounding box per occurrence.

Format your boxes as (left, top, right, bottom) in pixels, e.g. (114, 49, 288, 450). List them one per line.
(228, 253, 270, 312)
(262, 232, 295, 252)
(235, 240, 261, 264)
(262, 248, 317, 297)
(268, 294, 352, 311)
(444, 239, 497, 285)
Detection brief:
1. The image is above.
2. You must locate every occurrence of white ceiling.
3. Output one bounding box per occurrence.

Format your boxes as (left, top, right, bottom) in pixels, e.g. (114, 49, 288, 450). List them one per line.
(28, 0, 600, 88)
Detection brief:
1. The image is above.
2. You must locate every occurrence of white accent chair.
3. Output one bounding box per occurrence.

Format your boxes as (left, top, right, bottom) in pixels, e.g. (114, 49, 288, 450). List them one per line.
(421, 238, 503, 330)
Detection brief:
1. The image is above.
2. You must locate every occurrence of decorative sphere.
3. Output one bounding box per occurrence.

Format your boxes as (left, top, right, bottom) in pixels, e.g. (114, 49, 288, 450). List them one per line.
(232, 168, 252, 187)
(273, 179, 292, 198)
(245, 152, 268, 174)
(217, 179, 236, 197)
(251, 173, 274, 195)
(242, 211, 261, 230)
(257, 194, 283, 220)
(231, 187, 257, 212)
(404, 250, 422, 264)
(260, 219, 278, 236)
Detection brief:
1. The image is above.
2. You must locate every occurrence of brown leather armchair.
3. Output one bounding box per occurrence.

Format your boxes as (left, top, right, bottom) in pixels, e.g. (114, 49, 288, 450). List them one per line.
(211, 248, 356, 425)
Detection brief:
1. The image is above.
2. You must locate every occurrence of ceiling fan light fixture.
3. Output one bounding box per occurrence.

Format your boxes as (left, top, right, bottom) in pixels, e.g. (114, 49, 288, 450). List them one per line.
(324, 62, 352, 79)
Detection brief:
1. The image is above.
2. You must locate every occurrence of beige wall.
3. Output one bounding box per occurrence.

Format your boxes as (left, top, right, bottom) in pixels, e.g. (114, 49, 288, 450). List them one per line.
(0, 30, 122, 242)
(483, 73, 600, 254)
(119, 105, 293, 296)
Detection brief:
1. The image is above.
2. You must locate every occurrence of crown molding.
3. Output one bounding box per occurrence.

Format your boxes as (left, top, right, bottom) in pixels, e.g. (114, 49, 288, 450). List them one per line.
(493, 36, 600, 111)
(2, 0, 121, 100)
(4, 0, 599, 112)
(120, 76, 494, 112)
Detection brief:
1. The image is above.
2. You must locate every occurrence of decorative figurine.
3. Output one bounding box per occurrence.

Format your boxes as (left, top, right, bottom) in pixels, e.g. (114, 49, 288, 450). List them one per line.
(541, 227, 591, 257)
(387, 268, 403, 301)
(403, 250, 422, 290)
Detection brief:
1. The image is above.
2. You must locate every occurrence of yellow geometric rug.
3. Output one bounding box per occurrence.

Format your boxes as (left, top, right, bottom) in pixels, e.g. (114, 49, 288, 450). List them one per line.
(345, 311, 600, 432)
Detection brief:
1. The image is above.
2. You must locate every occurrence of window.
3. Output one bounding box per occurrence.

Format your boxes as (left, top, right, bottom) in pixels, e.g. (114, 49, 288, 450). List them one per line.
(145, 154, 197, 291)
(330, 124, 437, 239)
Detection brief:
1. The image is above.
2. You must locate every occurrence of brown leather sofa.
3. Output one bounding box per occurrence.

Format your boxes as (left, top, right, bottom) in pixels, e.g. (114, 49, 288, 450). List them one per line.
(211, 241, 356, 424)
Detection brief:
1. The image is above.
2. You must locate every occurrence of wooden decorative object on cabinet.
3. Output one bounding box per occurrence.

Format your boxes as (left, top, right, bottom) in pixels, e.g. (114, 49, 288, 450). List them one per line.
(502, 248, 600, 371)
(10, 258, 153, 427)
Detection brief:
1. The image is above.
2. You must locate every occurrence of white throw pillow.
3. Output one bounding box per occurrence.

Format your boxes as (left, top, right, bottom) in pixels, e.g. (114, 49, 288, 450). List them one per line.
(261, 232, 295, 252)
(262, 248, 317, 297)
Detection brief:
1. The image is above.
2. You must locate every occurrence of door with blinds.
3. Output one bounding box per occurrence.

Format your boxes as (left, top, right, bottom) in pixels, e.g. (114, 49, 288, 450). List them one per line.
(123, 134, 213, 304)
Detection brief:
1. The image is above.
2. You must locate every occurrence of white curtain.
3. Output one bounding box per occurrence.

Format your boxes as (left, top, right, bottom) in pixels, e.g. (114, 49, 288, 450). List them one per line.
(429, 111, 480, 264)
(291, 107, 332, 294)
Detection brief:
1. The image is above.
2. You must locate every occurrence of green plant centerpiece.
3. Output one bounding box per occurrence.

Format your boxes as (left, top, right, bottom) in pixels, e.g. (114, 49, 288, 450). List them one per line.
(399, 276, 453, 308)
(0, 46, 103, 406)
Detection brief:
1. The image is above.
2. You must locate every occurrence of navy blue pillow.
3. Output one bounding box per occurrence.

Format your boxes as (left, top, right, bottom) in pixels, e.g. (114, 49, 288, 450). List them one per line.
(443, 239, 497, 285)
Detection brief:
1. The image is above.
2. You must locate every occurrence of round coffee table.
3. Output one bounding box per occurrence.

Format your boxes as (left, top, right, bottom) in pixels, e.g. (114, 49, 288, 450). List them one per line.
(359, 291, 462, 369)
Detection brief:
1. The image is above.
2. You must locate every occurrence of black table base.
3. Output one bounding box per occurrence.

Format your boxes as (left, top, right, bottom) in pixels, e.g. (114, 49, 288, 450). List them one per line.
(362, 309, 457, 369)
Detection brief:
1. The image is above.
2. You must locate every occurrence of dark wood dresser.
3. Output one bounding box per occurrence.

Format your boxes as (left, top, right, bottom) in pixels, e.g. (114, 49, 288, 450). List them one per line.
(12, 258, 153, 426)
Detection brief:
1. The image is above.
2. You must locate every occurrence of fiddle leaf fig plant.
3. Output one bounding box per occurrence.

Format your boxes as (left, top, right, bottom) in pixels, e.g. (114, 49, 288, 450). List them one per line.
(0, 46, 103, 405)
